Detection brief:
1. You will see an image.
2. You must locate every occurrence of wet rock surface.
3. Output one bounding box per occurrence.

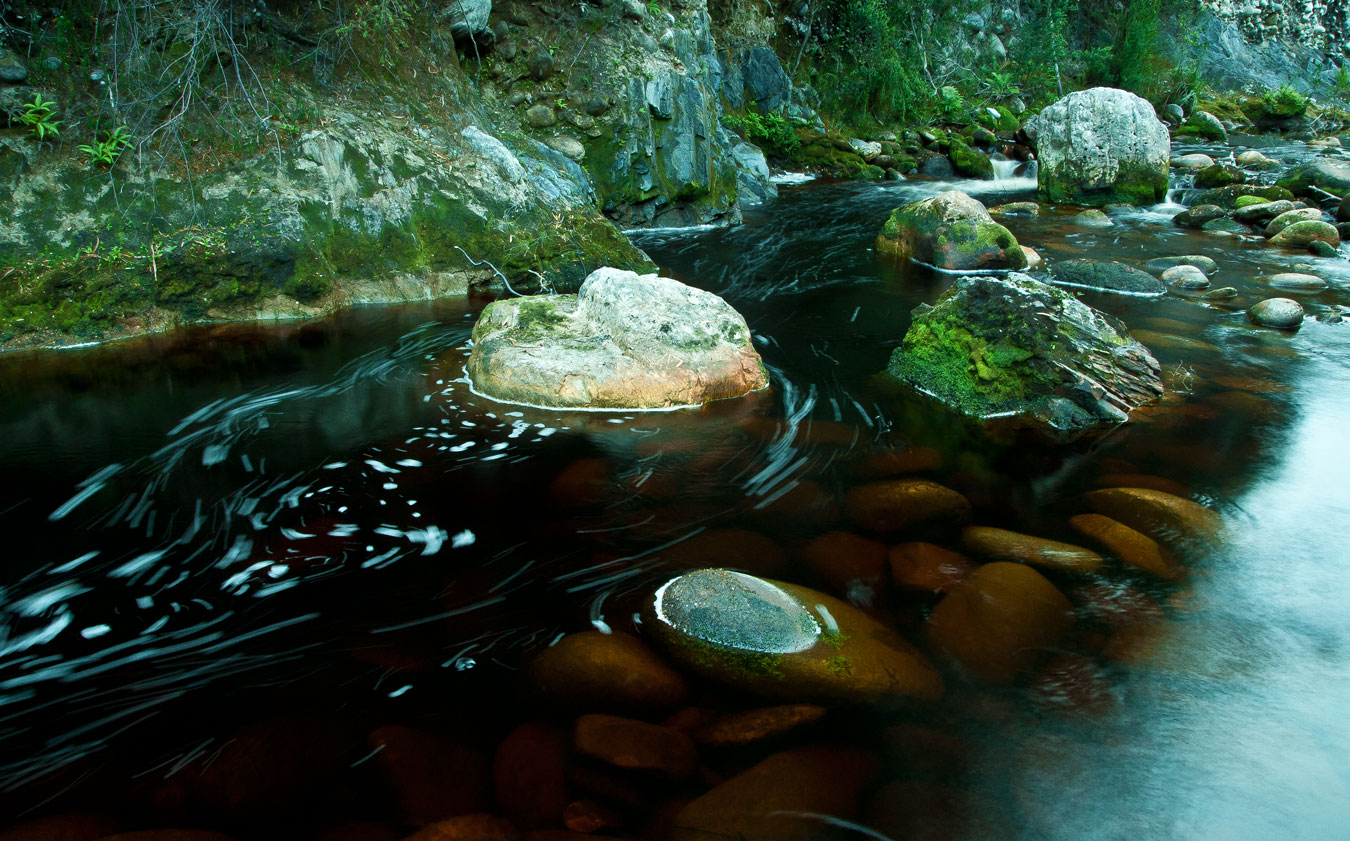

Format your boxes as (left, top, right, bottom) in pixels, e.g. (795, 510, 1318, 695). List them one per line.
(887, 273, 1164, 431)
(1049, 260, 1166, 295)
(1248, 296, 1306, 329)
(466, 268, 768, 409)
(876, 191, 1027, 272)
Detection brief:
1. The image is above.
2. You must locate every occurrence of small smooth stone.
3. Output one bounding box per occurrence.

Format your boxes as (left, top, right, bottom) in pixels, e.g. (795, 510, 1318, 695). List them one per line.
(1235, 150, 1271, 166)
(1172, 205, 1226, 228)
(1161, 265, 1210, 289)
(1202, 286, 1238, 300)
(1171, 153, 1214, 170)
(671, 746, 878, 841)
(888, 541, 975, 593)
(1269, 220, 1340, 249)
(1265, 207, 1324, 237)
(798, 530, 889, 603)
(1233, 195, 1268, 209)
(525, 631, 688, 713)
(646, 569, 945, 704)
(990, 201, 1040, 216)
(1068, 513, 1181, 580)
(1234, 199, 1293, 223)
(1074, 209, 1113, 228)
(1144, 255, 1219, 276)
(573, 714, 697, 778)
(688, 704, 828, 746)
(1083, 487, 1223, 548)
(924, 562, 1073, 684)
(845, 478, 971, 535)
(1248, 297, 1305, 330)
(1094, 473, 1192, 497)
(959, 525, 1104, 574)
(1021, 245, 1045, 269)
(1268, 272, 1327, 292)
(1309, 240, 1338, 258)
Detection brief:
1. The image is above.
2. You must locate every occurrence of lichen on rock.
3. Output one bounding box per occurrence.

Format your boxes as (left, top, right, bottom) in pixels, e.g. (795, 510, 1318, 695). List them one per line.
(886, 273, 1163, 432)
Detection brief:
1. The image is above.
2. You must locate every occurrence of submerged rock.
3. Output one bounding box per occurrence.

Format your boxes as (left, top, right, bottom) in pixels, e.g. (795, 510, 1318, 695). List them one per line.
(1074, 209, 1114, 228)
(466, 268, 767, 409)
(1193, 163, 1244, 189)
(1143, 255, 1219, 276)
(1069, 513, 1180, 580)
(1190, 184, 1293, 209)
(1161, 265, 1210, 289)
(573, 714, 696, 778)
(876, 191, 1027, 271)
(1083, 487, 1223, 548)
(1277, 158, 1350, 198)
(959, 525, 1104, 574)
(1172, 204, 1227, 229)
(1268, 272, 1327, 293)
(845, 478, 972, 536)
(924, 562, 1073, 684)
(887, 274, 1164, 431)
(1268, 220, 1340, 249)
(1234, 199, 1295, 224)
(1026, 87, 1169, 205)
(525, 630, 688, 714)
(1248, 297, 1305, 330)
(644, 569, 945, 704)
(671, 746, 878, 841)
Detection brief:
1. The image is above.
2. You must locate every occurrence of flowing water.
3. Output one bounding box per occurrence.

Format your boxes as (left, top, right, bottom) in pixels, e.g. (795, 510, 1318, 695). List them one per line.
(1, 137, 1348, 839)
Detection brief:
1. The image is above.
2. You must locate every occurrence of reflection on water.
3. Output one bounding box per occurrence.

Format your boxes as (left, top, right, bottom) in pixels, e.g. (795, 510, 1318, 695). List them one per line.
(0, 149, 1348, 838)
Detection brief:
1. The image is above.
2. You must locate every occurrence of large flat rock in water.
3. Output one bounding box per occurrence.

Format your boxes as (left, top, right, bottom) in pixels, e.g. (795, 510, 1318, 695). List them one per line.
(887, 273, 1163, 432)
(466, 268, 768, 409)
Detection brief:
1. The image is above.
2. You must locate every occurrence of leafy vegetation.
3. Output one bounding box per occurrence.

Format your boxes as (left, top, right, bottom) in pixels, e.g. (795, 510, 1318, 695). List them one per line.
(77, 126, 134, 167)
(19, 94, 61, 141)
(722, 110, 800, 154)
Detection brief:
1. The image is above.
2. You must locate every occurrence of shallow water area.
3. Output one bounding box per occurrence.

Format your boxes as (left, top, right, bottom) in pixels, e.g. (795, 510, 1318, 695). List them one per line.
(1, 138, 1349, 839)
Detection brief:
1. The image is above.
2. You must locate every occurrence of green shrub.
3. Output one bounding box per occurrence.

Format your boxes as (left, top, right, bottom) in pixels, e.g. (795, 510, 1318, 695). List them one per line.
(723, 111, 800, 154)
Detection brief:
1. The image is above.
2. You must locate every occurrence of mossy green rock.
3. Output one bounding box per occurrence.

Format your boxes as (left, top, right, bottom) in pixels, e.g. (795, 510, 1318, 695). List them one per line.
(1276, 158, 1350, 198)
(645, 569, 945, 704)
(949, 138, 994, 179)
(887, 274, 1164, 431)
(1234, 195, 1268, 209)
(1179, 110, 1227, 142)
(1193, 164, 1245, 189)
(877, 191, 1026, 271)
(1191, 184, 1293, 209)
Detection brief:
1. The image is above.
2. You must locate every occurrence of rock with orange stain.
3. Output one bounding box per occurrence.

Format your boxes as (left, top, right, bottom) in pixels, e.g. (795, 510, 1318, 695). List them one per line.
(671, 746, 879, 841)
(492, 722, 568, 830)
(573, 715, 697, 779)
(367, 725, 489, 826)
(645, 569, 944, 704)
(924, 562, 1073, 684)
(1084, 487, 1222, 548)
(797, 531, 889, 604)
(888, 542, 975, 594)
(688, 705, 828, 746)
(525, 631, 687, 714)
(959, 525, 1103, 574)
(399, 815, 519, 841)
(845, 479, 971, 536)
(1069, 513, 1180, 580)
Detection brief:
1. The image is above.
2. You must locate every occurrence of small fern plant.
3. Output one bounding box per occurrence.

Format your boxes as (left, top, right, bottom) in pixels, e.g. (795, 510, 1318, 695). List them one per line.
(78, 126, 134, 167)
(19, 94, 61, 141)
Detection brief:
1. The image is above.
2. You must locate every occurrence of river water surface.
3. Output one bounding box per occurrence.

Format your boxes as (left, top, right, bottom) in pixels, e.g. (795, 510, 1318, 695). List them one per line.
(1, 138, 1348, 839)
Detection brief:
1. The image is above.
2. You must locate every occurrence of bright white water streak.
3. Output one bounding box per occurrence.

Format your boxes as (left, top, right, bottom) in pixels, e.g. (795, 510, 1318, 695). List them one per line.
(1008, 321, 1350, 841)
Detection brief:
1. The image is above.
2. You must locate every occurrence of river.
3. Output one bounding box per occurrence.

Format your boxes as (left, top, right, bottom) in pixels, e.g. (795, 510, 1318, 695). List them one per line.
(1, 137, 1348, 839)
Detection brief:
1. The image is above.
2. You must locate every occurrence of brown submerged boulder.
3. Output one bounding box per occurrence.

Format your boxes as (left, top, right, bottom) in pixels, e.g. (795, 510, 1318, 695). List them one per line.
(524, 631, 688, 714)
(1083, 487, 1222, 548)
(959, 525, 1104, 574)
(1069, 513, 1181, 580)
(844, 478, 972, 536)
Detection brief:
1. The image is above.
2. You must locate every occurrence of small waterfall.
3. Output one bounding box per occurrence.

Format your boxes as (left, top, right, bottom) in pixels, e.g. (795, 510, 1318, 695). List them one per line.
(990, 155, 1026, 180)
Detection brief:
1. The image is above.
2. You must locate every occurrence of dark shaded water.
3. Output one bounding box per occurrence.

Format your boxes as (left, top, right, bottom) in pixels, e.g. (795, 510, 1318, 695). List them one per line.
(2, 140, 1349, 839)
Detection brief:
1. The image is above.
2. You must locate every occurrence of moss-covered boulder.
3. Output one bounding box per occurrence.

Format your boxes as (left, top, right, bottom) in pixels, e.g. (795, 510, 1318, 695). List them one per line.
(877, 191, 1026, 272)
(887, 274, 1164, 431)
(1276, 158, 1350, 199)
(1178, 110, 1227, 142)
(1025, 87, 1169, 206)
(1191, 184, 1294, 209)
(948, 137, 994, 179)
(1193, 164, 1245, 189)
(466, 267, 768, 409)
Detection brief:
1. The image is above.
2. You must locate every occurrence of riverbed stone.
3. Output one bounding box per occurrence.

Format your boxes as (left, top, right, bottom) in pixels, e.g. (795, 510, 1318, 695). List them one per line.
(1268, 272, 1327, 293)
(1180, 109, 1226, 142)
(1277, 157, 1350, 198)
(1172, 153, 1214, 170)
(442, 0, 492, 40)
(990, 201, 1040, 217)
(876, 191, 1027, 271)
(1235, 199, 1294, 224)
(1234, 195, 1267, 209)
(1026, 87, 1169, 205)
(890, 273, 1164, 431)
(687, 704, 828, 746)
(1264, 207, 1324, 237)
(959, 525, 1104, 574)
(1083, 487, 1223, 548)
(1202, 286, 1239, 300)
(493, 721, 568, 829)
(889, 542, 975, 594)
(1248, 297, 1305, 330)
(1341, 193, 1350, 223)
(1202, 218, 1246, 235)
(1074, 209, 1113, 228)
(1068, 513, 1180, 580)
(924, 562, 1073, 684)
(949, 137, 994, 178)
(0, 50, 27, 83)
(367, 725, 489, 825)
(525, 630, 688, 713)
(1235, 150, 1273, 167)
(798, 530, 889, 604)
(1048, 260, 1166, 296)
(1193, 164, 1244, 189)
(1143, 255, 1219, 276)
(402, 815, 517, 841)
(1161, 265, 1209, 289)
(845, 478, 972, 536)
(1268, 220, 1340, 249)
(670, 746, 878, 841)
(1191, 184, 1293, 209)
(525, 103, 557, 128)
(573, 714, 697, 778)
(467, 268, 767, 409)
(644, 569, 945, 703)
(1172, 205, 1227, 229)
